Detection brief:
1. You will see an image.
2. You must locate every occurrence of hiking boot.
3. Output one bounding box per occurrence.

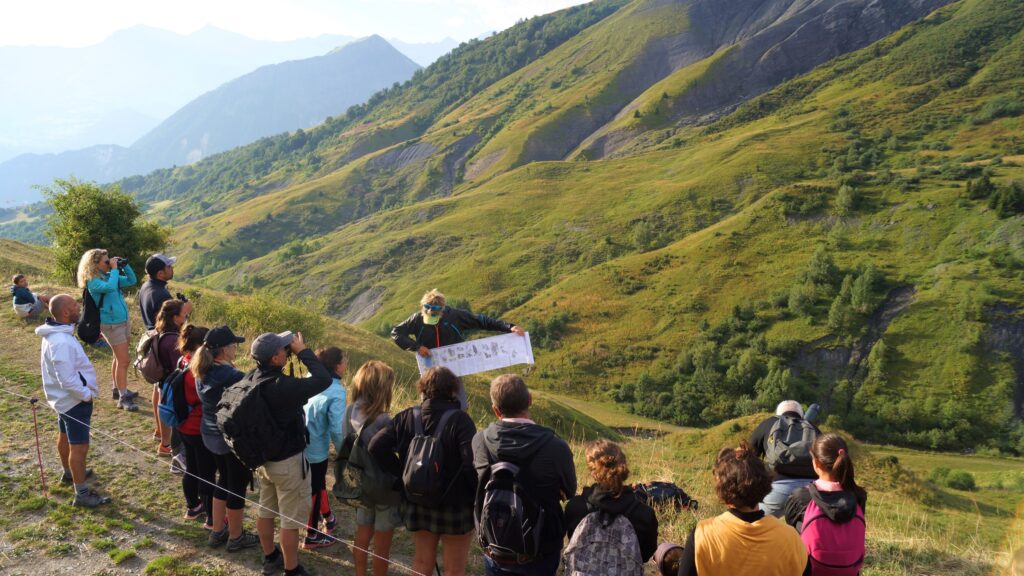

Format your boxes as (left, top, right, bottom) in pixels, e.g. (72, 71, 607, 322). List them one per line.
(302, 532, 337, 549)
(208, 528, 229, 548)
(121, 389, 138, 400)
(226, 530, 260, 552)
(72, 490, 111, 508)
(262, 548, 284, 575)
(184, 503, 206, 520)
(170, 452, 186, 474)
(157, 443, 173, 457)
(59, 468, 93, 485)
(284, 565, 315, 576)
(117, 396, 138, 412)
(323, 512, 337, 533)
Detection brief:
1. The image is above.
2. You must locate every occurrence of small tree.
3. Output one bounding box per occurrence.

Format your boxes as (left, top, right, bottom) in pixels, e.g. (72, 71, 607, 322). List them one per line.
(835, 184, 857, 216)
(788, 281, 818, 318)
(806, 245, 839, 286)
(43, 178, 169, 283)
(850, 265, 878, 313)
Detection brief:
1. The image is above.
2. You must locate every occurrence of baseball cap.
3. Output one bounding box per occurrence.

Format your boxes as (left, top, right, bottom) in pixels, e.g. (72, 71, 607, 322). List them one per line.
(145, 253, 177, 276)
(251, 331, 295, 364)
(776, 400, 804, 417)
(204, 326, 245, 349)
(654, 543, 684, 572)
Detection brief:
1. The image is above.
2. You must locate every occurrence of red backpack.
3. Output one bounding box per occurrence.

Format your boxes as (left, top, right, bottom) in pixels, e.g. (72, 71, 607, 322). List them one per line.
(800, 485, 865, 576)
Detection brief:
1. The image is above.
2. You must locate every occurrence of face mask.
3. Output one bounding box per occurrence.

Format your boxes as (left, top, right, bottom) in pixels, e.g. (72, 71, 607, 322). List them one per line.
(423, 312, 441, 325)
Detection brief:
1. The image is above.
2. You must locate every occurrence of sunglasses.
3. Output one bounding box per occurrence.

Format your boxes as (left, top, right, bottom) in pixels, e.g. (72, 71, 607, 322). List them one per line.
(422, 304, 443, 312)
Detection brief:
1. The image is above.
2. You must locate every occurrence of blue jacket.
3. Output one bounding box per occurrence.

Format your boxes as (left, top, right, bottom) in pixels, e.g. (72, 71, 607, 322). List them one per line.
(303, 375, 346, 464)
(11, 285, 36, 305)
(86, 264, 137, 325)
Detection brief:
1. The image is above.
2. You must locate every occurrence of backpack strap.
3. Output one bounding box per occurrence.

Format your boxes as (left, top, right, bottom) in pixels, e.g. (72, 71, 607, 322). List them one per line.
(431, 407, 458, 438)
(341, 403, 356, 438)
(412, 405, 424, 436)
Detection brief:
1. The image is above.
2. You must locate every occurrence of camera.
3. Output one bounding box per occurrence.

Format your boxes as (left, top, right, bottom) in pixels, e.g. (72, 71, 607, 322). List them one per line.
(115, 257, 127, 269)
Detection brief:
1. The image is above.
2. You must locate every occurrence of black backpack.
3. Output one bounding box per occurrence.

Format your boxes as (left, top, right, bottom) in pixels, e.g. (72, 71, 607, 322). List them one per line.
(402, 406, 457, 507)
(477, 458, 548, 564)
(765, 415, 819, 477)
(633, 481, 699, 512)
(77, 288, 104, 345)
(215, 374, 287, 470)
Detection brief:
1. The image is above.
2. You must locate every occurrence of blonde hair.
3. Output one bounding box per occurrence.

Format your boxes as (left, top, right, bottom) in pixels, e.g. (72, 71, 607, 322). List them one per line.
(586, 439, 629, 495)
(190, 345, 216, 382)
(77, 249, 108, 288)
(351, 361, 395, 425)
(420, 289, 446, 307)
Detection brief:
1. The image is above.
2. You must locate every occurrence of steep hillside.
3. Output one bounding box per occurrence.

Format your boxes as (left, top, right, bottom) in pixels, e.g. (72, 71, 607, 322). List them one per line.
(157, 0, 1024, 451)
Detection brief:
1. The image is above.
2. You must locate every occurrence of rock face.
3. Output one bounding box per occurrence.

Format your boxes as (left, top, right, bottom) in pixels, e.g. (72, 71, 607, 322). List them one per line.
(572, 0, 954, 160)
(984, 304, 1024, 416)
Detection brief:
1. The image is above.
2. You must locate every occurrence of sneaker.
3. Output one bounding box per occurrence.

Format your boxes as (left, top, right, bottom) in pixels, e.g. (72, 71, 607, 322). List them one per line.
(284, 565, 314, 576)
(203, 517, 228, 531)
(184, 503, 206, 520)
(262, 548, 284, 575)
(122, 389, 139, 400)
(157, 444, 172, 457)
(302, 533, 337, 550)
(117, 396, 139, 412)
(170, 452, 186, 474)
(59, 468, 93, 485)
(152, 428, 161, 440)
(72, 490, 111, 508)
(225, 530, 260, 552)
(323, 512, 337, 533)
(208, 528, 229, 548)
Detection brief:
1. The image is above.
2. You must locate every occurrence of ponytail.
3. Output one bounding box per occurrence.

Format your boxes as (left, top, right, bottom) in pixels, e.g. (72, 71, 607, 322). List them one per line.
(191, 345, 215, 382)
(811, 433, 867, 508)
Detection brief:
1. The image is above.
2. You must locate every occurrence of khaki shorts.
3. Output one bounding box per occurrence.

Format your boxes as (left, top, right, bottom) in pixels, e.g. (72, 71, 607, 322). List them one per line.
(256, 453, 311, 530)
(101, 322, 131, 346)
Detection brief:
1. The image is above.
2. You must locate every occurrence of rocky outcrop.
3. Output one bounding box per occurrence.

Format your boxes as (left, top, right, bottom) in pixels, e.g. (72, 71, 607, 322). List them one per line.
(573, 0, 954, 160)
(984, 303, 1024, 417)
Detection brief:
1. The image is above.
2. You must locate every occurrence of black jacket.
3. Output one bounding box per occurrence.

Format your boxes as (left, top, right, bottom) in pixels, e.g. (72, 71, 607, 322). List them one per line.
(784, 483, 866, 532)
(565, 485, 659, 562)
(138, 278, 172, 331)
(473, 420, 578, 556)
(245, 349, 332, 462)
(391, 306, 516, 351)
(368, 398, 478, 509)
(749, 412, 820, 480)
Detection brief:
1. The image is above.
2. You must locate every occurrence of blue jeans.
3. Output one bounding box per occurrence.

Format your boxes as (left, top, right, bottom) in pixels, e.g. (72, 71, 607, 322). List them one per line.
(484, 553, 560, 576)
(760, 478, 813, 517)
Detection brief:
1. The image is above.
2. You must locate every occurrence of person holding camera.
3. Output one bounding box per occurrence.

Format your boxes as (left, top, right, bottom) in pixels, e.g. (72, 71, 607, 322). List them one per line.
(78, 249, 138, 411)
(246, 331, 332, 576)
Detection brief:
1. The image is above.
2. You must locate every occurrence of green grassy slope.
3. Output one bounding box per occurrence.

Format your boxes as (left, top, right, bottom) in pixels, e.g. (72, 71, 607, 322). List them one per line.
(165, 0, 1024, 451)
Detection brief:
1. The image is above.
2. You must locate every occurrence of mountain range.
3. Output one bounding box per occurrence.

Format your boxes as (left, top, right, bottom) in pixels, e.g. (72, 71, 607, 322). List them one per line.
(5, 0, 1024, 451)
(0, 36, 422, 205)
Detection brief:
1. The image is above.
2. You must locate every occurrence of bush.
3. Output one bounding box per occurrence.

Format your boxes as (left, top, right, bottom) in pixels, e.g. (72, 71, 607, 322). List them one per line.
(944, 470, 976, 491)
(43, 178, 170, 283)
(190, 290, 326, 346)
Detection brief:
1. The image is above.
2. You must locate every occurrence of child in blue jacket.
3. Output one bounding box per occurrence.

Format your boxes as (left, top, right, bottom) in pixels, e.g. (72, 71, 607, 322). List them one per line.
(303, 346, 347, 548)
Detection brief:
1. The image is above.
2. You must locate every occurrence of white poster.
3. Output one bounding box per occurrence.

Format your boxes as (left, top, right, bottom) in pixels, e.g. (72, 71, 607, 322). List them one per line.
(416, 332, 534, 377)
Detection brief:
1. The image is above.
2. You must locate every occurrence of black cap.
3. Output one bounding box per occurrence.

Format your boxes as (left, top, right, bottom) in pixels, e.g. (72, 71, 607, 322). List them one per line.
(204, 326, 245, 349)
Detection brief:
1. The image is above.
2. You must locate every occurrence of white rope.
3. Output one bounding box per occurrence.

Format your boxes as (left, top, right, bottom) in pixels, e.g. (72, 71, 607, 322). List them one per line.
(0, 377, 431, 576)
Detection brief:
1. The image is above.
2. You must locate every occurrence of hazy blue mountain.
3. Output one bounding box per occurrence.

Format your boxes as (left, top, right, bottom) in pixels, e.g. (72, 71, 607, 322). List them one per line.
(127, 35, 420, 173)
(0, 25, 354, 162)
(388, 37, 459, 66)
(0, 36, 420, 205)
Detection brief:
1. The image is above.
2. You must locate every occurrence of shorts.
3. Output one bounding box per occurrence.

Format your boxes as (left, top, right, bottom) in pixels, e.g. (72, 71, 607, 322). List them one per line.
(256, 453, 312, 530)
(101, 322, 131, 346)
(57, 401, 93, 445)
(13, 297, 44, 318)
(356, 504, 402, 532)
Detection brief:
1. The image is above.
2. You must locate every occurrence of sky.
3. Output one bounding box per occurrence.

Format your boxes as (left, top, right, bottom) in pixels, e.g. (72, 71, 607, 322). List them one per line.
(0, 0, 593, 46)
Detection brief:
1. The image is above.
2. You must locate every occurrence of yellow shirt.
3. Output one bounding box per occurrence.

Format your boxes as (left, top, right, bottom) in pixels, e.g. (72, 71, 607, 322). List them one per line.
(694, 511, 808, 575)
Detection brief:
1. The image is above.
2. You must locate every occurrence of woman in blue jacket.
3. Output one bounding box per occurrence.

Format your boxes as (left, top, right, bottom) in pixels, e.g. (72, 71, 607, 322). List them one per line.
(78, 248, 138, 411)
(303, 346, 347, 549)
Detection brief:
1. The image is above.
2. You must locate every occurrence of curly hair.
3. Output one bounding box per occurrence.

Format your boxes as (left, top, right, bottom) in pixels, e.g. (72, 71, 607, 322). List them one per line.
(77, 249, 108, 288)
(316, 346, 346, 375)
(416, 366, 461, 401)
(420, 288, 446, 307)
(713, 442, 772, 509)
(586, 439, 630, 495)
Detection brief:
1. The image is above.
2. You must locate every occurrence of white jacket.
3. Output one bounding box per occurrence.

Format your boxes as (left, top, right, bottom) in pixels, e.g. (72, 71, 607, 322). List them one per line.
(36, 320, 98, 413)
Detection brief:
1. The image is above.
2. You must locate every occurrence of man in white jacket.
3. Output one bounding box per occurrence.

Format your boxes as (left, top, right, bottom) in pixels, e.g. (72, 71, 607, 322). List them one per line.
(36, 294, 110, 508)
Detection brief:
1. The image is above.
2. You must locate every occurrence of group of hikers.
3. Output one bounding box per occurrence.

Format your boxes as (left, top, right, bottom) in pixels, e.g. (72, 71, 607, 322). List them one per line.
(19, 249, 868, 576)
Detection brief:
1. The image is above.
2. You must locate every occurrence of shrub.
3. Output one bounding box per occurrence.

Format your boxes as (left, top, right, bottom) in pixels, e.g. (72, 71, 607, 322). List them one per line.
(190, 290, 326, 346)
(944, 470, 976, 491)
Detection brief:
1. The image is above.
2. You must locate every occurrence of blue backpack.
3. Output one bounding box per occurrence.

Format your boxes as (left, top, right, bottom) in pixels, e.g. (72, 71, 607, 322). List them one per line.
(158, 368, 191, 428)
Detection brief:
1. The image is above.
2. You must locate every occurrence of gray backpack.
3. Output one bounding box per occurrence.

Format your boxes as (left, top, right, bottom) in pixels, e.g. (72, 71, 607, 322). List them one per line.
(765, 415, 818, 477)
(334, 404, 401, 507)
(562, 506, 643, 576)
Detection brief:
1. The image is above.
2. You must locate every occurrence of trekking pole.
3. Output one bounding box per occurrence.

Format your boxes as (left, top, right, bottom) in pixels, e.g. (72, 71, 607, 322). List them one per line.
(30, 397, 49, 499)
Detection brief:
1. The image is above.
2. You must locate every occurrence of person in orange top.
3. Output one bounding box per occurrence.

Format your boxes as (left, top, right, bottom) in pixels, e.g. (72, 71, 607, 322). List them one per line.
(677, 442, 808, 576)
